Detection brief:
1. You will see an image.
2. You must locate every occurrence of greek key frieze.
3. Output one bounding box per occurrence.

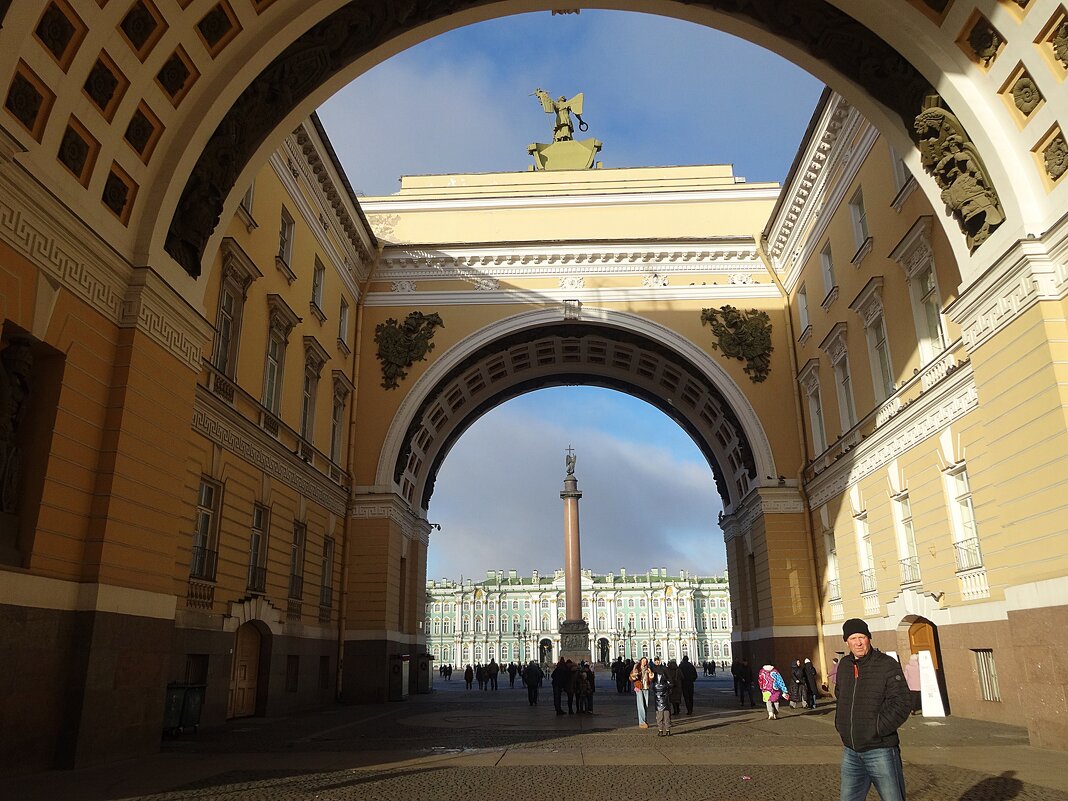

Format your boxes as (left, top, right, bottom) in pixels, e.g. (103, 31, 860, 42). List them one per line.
(192, 406, 346, 515)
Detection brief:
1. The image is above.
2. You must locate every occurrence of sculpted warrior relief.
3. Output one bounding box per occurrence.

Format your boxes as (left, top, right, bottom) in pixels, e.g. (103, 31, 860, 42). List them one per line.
(913, 105, 1004, 252)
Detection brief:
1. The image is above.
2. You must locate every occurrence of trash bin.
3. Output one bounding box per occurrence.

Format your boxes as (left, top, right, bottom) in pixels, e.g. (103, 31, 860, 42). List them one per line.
(416, 653, 433, 694)
(163, 683, 206, 736)
(388, 654, 410, 701)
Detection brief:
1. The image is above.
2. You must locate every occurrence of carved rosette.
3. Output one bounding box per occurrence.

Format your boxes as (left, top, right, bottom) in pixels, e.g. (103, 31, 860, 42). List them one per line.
(374, 311, 444, 390)
(1011, 75, 1042, 116)
(1044, 134, 1068, 181)
(700, 305, 774, 383)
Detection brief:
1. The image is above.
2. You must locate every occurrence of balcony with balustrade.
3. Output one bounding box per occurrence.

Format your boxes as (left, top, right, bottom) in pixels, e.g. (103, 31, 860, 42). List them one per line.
(899, 556, 921, 587)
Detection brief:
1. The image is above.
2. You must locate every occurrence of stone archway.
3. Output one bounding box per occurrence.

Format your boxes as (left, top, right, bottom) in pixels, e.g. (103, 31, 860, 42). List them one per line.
(376, 307, 777, 514)
(2, 0, 1063, 300)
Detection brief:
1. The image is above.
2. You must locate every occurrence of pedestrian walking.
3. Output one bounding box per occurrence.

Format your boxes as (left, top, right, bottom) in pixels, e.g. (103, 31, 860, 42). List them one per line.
(803, 658, 819, 709)
(629, 656, 654, 729)
(524, 660, 543, 706)
(835, 618, 912, 801)
(737, 658, 756, 707)
(679, 654, 698, 714)
(551, 657, 569, 715)
(464, 664, 474, 690)
(651, 656, 673, 736)
(758, 663, 789, 719)
(791, 658, 806, 708)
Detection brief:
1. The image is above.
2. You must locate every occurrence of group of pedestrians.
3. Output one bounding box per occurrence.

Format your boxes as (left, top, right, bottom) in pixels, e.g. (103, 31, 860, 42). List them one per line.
(625, 654, 699, 736)
(549, 658, 597, 714)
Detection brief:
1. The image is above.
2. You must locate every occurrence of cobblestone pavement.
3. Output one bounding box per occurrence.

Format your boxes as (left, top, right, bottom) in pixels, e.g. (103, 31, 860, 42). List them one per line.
(6, 675, 1068, 800)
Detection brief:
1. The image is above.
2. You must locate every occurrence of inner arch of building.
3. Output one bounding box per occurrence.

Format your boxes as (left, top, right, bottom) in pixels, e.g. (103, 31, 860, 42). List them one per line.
(2, 0, 1062, 305)
(375, 307, 778, 514)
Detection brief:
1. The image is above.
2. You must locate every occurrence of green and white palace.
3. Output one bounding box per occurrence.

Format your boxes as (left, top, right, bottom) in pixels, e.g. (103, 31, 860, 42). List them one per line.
(425, 568, 732, 667)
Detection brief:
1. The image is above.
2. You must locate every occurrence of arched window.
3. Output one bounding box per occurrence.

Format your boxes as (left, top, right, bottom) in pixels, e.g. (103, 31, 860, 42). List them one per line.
(541, 599, 549, 609)
(680, 614, 687, 628)
(474, 645, 482, 661)
(475, 616, 483, 633)
(597, 598, 605, 607)
(512, 600, 519, 609)
(525, 600, 531, 609)
(668, 642, 675, 658)
(667, 615, 674, 629)
(443, 620, 451, 635)
(501, 643, 509, 660)
(525, 615, 531, 630)
(597, 616, 605, 630)
(462, 617, 469, 633)
(639, 598, 647, 607)
(616, 617, 623, 629)
(541, 615, 550, 629)
(654, 642, 663, 658)
(713, 641, 721, 657)
(488, 617, 495, 633)
(640, 616, 647, 629)
(653, 614, 661, 629)
(721, 614, 728, 628)
(433, 621, 440, 634)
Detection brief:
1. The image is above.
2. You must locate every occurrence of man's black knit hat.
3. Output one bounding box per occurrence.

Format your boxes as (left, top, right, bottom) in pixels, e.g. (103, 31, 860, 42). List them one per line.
(842, 618, 872, 641)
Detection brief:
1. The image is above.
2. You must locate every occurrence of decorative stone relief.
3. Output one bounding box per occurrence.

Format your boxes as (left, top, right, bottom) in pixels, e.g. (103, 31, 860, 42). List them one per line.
(728, 273, 754, 285)
(914, 103, 1004, 252)
(642, 273, 668, 287)
(700, 305, 773, 383)
(1044, 134, 1068, 181)
(559, 276, 585, 290)
(562, 299, 582, 320)
(967, 19, 1002, 66)
(472, 277, 499, 291)
(1011, 74, 1042, 116)
(374, 311, 444, 390)
(819, 322, 849, 366)
(391, 280, 416, 293)
(1054, 21, 1068, 70)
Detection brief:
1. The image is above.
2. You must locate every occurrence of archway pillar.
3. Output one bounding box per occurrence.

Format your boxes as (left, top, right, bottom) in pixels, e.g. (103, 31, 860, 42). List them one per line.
(723, 487, 822, 671)
(341, 492, 429, 702)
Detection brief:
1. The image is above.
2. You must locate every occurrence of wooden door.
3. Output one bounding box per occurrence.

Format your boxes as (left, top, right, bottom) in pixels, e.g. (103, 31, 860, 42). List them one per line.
(228, 623, 260, 718)
(908, 620, 940, 669)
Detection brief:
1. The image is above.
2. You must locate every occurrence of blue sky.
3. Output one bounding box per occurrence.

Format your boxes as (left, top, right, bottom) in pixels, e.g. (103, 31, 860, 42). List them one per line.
(317, 10, 824, 582)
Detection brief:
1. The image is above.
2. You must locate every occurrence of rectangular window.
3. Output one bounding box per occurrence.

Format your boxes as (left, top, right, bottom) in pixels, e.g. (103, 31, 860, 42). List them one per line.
(239, 183, 254, 214)
(214, 283, 241, 377)
(855, 513, 877, 593)
(868, 313, 895, 401)
(849, 188, 870, 248)
(946, 466, 983, 571)
(974, 649, 1000, 702)
(248, 503, 269, 592)
(338, 298, 349, 343)
(797, 284, 810, 331)
(289, 521, 306, 599)
(807, 384, 827, 453)
(330, 395, 344, 462)
(285, 655, 299, 692)
(913, 264, 947, 362)
(190, 478, 221, 580)
(820, 242, 836, 299)
(263, 330, 285, 414)
(320, 536, 334, 608)
(300, 368, 317, 439)
(834, 357, 857, 430)
(278, 207, 294, 265)
(825, 530, 841, 600)
(893, 493, 920, 584)
(311, 258, 325, 311)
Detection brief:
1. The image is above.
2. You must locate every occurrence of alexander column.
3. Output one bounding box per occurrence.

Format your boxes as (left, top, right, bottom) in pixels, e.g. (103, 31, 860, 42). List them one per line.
(558, 446, 591, 664)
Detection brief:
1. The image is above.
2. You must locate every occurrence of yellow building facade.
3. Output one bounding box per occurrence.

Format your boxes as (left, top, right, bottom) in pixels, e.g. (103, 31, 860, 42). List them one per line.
(1, 0, 1068, 774)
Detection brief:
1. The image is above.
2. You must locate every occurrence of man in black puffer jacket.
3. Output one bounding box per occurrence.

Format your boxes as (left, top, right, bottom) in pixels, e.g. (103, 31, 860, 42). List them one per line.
(834, 618, 912, 801)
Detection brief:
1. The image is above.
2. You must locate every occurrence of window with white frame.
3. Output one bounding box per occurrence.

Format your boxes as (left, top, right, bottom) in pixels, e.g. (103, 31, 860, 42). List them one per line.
(278, 206, 295, 266)
(855, 512, 877, 593)
(289, 521, 306, 599)
(945, 463, 983, 571)
(320, 536, 334, 608)
(868, 311, 895, 400)
(820, 242, 836, 300)
(263, 296, 299, 417)
(301, 337, 328, 441)
(214, 283, 242, 378)
(239, 183, 255, 214)
(798, 359, 826, 453)
(797, 284, 810, 332)
(311, 257, 325, 311)
(248, 503, 269, 592)
(892, 491, 920, 585)
(191, 478, 221, 580)
(338, 298, 350, 345)
(819, 322, 855, 433)
(825, 529, 841, 600)
(849, 188, 870, 249)
(891, 217, 947, 364)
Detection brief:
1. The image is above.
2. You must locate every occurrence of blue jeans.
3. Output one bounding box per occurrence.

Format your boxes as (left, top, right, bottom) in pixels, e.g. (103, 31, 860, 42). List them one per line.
(635, 689, 649, 724)
(840, 746, 906, 801)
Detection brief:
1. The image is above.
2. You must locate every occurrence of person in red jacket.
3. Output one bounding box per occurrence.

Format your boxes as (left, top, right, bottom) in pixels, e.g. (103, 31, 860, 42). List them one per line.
(835, 618, 912, 801)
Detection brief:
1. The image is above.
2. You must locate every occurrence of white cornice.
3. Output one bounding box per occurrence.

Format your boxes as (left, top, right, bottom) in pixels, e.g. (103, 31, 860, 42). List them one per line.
(361, 187, 781, 216)
(362, 284, 782, 307)
(805, 362, 979, 508)
(946, 213, 1068, 352)
(351, 492, 431, 546)
(192, 390, 347, 516)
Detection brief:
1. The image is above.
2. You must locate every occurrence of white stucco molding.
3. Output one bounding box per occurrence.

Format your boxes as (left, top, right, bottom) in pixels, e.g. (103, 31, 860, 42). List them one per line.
(0, 572, 177, 620)
(375, 306, 778, 501)
(351, 491, 431, 546)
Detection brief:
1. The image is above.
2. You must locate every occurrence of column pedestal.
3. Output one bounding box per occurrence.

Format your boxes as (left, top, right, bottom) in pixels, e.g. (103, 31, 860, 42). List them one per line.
(558, 619, 590, 664)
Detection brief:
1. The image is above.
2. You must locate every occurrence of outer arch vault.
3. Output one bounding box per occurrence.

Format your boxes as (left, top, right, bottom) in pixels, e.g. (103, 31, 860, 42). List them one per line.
(376, 307, 778, 514)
